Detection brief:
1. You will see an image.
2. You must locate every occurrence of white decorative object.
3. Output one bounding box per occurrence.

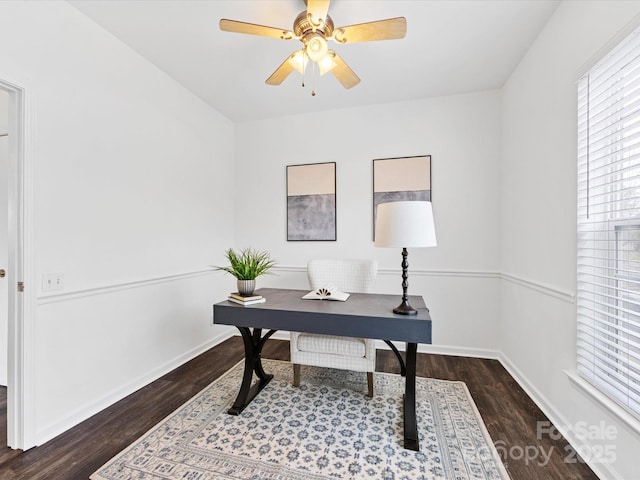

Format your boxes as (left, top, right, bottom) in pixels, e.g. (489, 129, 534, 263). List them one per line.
(301, 284, 350, 301)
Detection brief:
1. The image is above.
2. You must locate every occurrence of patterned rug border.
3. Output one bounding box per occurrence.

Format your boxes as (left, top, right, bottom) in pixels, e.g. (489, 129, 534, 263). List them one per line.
(92, 359, 511, 480)
(91, 359, 252, 476)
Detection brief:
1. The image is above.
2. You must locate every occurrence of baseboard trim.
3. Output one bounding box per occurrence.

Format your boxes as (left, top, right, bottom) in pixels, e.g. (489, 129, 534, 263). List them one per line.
(498, 353, 619, 480)
(42, 325, 620, 478)
(409, 343, 501, 359)
(37, 268, 215, 304)
(35, 329, 234, 446)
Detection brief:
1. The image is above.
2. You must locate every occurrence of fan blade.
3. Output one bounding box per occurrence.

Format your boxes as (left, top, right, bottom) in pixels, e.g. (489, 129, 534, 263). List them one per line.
(306, 0, 331, 25)
(333, 17, 407, 43)
(220, 19, 294, 40)
(330, 52, 360, 89)
(266, 55, 296, 85)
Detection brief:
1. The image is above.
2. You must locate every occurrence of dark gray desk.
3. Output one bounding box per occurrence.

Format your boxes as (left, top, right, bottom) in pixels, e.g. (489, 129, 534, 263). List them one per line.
(213, 287, 432, 451)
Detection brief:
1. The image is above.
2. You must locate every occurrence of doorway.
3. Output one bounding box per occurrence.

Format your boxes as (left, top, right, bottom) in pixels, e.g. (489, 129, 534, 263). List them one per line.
(0, 77, 29, 450)
(1, 89, 8, 388)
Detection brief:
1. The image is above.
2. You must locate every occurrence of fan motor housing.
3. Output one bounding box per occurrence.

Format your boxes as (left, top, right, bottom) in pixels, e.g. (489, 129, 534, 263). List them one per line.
(293, 11, 334, 38)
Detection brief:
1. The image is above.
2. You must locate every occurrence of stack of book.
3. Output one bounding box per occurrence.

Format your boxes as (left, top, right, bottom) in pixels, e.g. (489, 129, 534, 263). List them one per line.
(227, 292, 266, 306)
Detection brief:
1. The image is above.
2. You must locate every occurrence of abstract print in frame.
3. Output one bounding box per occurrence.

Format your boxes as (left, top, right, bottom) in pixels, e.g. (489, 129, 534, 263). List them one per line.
(287, 162, 336, 241)
(373, 155, 431, 239)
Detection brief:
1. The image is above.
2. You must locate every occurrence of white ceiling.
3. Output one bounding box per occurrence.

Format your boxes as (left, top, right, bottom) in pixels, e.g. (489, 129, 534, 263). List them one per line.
(68, 0, 559, 123)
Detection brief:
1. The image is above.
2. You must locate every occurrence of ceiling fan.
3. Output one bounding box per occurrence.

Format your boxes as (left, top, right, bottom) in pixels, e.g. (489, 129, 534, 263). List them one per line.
(219, 0, 407, 91)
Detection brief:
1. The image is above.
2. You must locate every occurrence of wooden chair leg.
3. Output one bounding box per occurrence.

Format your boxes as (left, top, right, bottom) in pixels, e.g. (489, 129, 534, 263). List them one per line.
(367, 372, 374, 397)
(293, 363, 301, 387)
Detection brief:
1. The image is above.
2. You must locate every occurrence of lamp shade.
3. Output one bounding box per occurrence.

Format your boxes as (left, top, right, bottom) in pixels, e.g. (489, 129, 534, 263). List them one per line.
(374, 201, 437, 248)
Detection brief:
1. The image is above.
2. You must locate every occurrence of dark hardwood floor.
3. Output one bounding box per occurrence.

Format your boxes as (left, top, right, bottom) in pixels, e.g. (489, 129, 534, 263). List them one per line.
(0, 338, 598, 479)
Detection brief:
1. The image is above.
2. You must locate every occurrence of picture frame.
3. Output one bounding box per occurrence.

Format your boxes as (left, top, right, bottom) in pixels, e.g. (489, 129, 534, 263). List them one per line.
(287, 161, 337, 241)
(372, 155, 431, 239)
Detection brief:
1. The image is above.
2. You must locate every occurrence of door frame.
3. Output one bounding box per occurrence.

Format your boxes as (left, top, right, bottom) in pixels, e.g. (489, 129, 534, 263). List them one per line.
(1, 76, 34, 450)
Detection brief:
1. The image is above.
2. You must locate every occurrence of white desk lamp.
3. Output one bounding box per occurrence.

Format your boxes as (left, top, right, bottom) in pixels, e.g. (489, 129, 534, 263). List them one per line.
(374, 201, 437, 315)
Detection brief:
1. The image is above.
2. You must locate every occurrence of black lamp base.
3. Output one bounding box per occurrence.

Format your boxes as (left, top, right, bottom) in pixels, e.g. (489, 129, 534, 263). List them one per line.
(393, 247, 418, 315)
(393, 298, 417, 315)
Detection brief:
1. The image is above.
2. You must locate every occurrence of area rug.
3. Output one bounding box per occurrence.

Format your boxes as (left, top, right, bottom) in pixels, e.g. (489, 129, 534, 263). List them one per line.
(91, 359, 510, 480)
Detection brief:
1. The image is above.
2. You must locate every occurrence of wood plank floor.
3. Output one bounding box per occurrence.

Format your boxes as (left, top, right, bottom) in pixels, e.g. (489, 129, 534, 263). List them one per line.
(0, 337, 598, 479)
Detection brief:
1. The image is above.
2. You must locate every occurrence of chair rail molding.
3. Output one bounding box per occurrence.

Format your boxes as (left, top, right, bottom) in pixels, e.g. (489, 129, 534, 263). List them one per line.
(272, 266, 576, 303)
(379, 267, 499, 279)
(501, 272, 575, 303)
(273, 265, 500, 279)
(37, 268, 216, 304)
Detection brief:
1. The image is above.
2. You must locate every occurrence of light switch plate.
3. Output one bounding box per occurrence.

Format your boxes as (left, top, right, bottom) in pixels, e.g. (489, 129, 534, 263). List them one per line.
(42, 272, 64, 292)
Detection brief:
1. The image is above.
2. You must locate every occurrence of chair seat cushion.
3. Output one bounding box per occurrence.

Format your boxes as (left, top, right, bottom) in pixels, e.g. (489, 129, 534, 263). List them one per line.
(296, 333, 366, 357)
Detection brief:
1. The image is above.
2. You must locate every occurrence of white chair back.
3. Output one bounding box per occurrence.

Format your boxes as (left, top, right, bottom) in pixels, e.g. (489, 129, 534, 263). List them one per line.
(307, 259, 378, 294)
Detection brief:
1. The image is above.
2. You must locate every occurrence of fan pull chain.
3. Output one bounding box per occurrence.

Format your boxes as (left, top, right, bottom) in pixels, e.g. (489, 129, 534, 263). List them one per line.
(301, 48, 306, 88)
(311, 60, 316, 96)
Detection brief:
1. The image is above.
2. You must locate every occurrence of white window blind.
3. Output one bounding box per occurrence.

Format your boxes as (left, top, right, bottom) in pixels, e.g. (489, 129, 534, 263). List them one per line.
(577, 26, 640, 419)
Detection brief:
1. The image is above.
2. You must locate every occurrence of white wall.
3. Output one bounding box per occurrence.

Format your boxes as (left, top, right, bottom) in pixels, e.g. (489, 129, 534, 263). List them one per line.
(501, 1, 640, 479)
(0, 1, 235, 445)
(235, 91, 503, 354)
(0, 89, 8, 386)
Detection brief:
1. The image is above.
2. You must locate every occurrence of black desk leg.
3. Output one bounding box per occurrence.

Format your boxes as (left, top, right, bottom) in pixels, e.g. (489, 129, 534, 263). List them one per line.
(227, 327, 274, 415)
(383, 340, 407, 376)
(403, 342, 419, 451)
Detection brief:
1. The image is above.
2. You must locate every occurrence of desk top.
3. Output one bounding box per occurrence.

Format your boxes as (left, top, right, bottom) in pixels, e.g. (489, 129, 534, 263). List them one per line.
(214, 287, 432, 344)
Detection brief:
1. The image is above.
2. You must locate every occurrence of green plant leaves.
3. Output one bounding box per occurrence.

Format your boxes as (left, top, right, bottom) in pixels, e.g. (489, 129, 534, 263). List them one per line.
(214, 248, 276, 280)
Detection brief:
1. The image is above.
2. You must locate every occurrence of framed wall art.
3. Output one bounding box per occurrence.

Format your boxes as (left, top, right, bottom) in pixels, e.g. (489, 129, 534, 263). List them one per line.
(287, 161, 336, 241)
(372, 155, 431, 239)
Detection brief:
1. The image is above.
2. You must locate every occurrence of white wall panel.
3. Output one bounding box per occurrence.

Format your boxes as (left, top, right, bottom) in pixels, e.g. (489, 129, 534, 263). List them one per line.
(236, 91, 503, 350)
(0, 1, 235, 445)
(501, 2, 640, 478)
(35, 272, 231, 443)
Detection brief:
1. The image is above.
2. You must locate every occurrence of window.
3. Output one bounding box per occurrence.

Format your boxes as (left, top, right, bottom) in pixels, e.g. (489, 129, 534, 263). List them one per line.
(577, 26, 640, 418)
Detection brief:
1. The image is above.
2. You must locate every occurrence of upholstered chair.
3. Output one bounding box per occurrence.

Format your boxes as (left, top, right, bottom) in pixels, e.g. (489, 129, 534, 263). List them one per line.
(290, 259, 378, 397)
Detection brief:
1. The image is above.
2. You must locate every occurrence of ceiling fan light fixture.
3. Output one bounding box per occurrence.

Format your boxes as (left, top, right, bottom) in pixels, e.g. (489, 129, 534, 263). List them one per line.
(318, 52, 337, 75)
(306, 33, 329, 62)
(221, 0, 407, 90)
(288, 50, 309, 74)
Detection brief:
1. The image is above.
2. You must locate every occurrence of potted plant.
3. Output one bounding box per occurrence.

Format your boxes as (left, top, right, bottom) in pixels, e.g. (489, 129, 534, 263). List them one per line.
(214, 247, 276, 296)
